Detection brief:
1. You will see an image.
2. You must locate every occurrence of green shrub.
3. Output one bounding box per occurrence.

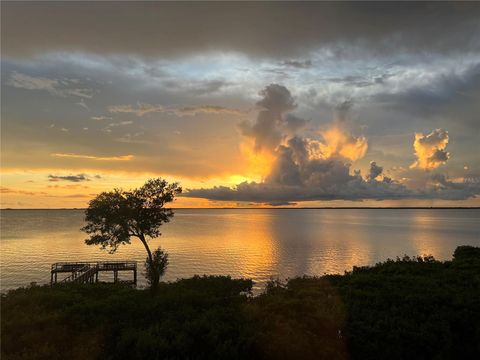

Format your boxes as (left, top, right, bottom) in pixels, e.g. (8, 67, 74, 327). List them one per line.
(2, 246, 479, 359)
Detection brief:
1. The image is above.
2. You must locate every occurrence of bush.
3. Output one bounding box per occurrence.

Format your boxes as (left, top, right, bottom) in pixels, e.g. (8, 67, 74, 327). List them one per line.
(453, 245, 480, 263)
(144, 247, 169, 288)
(2, 246, 480, 359)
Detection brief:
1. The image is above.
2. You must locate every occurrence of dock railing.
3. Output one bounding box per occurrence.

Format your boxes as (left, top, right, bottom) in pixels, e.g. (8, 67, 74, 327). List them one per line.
(51, 261, 137, 286)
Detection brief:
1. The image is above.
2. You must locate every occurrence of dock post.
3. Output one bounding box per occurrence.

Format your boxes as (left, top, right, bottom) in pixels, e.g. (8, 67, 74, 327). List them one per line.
(50, 261, 137, 286)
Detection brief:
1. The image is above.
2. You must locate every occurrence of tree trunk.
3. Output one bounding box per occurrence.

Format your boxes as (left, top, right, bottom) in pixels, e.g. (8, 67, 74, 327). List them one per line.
(139, 234, 153, 264)
(138, 234, 159, 290)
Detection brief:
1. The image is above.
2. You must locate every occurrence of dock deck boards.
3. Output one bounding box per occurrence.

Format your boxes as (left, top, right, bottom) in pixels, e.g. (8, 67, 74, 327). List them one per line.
(51, 261, 137, 286)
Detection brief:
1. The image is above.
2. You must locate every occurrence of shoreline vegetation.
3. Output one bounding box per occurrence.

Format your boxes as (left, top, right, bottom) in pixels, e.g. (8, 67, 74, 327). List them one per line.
(2, 246, 479, 359)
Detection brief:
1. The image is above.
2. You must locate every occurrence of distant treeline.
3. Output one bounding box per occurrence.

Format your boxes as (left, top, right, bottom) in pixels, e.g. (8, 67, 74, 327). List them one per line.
(2, 246, 480, 359)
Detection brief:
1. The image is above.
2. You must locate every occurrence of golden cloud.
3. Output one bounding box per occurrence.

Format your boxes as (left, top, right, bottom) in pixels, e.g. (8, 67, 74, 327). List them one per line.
(410, 129, 449, 170)
(308, 125, 368, 162)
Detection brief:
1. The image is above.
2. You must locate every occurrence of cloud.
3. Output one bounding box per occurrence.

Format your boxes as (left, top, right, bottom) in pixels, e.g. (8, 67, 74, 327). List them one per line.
(0, 186, 97, 199)
(57, 193, 97, 198)
(265, 137, 355, 187)
(1, 4, 478, 207)
(184, 85, 479, 204)
(185, 171, 480, 203)
(233, 85, 369, 191)
(51, 153, 134, 161)
(0, 187, 45, 196)
(7, 71, 93, 98)
(367, 161, 383, 181)
(48, 184, 89, 190)
(172, 79, 230, 96)
(76, 98, 89, 110)
(115, 131, 152, 144)
(316, 123, 368, 162)
(285, 114, 308, 135)
(239, 84, 302, 152)
(103, 121, 133, 132)
(428, 173, 480, 200)
(108, 102, 164, 117)
(7, 71, 57, 92)
(372, 63, 480, 129)
(281, 60, 312, 69)
(91, 116, 113, 121)
(266, 201, 297, 206)
(108, 102, 244, 118)
(186, 84, 398, 203)
(48, 174, 90, 182)
(410, 129, 450, 170)
(3, 2, 479, 58)
(184, 176, 412, 203)
(173, 105, 245, 117)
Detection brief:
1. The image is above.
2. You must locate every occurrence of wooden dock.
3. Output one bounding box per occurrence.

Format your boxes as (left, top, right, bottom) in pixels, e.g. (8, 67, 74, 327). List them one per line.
(51, 261, 137, 286)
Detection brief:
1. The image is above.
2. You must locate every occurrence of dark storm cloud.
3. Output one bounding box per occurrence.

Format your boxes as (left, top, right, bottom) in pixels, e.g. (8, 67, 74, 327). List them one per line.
(367, 161, 383, 181)
(373, 63, 480, 128)
(183, 178, 412, 203)
(2, 2, 479, 58)
(281, 60, 312, 69)
(428, 173, 480, 200)
(184, 172, 480, 204)
(239, 84, 305, 152)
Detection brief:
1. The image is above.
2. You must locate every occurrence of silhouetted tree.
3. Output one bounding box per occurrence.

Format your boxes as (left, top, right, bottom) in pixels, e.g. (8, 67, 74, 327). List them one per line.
(82, 178, 182, 289)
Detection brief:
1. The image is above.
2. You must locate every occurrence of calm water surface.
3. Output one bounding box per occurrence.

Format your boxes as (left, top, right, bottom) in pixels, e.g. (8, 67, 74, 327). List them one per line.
(1, 209, 479, 291)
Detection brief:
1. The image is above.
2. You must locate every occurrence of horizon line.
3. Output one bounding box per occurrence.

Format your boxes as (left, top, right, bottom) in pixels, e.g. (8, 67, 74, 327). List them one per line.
(2, 207, 479, 211)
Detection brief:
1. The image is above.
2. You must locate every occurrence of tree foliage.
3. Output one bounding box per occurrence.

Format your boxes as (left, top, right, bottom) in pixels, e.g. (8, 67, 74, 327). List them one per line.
(81, 178, 181, 287)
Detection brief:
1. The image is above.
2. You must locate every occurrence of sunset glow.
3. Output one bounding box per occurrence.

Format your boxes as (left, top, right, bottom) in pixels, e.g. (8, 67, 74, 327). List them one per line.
(2, 4, 480, 358)
(1, 2, 479, 208)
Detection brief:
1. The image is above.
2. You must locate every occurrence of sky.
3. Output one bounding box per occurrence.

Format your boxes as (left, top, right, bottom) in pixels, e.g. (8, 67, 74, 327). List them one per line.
(1, 1, 480, 208)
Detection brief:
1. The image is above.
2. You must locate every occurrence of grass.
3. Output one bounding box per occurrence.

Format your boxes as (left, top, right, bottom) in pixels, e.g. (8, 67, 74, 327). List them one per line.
(2, 246, 480, 359)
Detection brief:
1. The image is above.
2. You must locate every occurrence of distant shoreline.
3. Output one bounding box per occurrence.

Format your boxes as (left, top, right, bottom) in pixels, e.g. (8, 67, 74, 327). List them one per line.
(2, 207, 480, 210)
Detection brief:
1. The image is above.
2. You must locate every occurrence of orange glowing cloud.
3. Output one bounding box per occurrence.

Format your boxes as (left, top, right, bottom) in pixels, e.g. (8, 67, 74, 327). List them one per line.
(239, 139, 275, 181)
(410, 129, 449, 170)
(316, 125, 368, 161)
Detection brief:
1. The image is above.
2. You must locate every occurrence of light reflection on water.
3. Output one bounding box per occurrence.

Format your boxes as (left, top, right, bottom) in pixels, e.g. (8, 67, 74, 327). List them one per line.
(1, 209, 479, 291)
